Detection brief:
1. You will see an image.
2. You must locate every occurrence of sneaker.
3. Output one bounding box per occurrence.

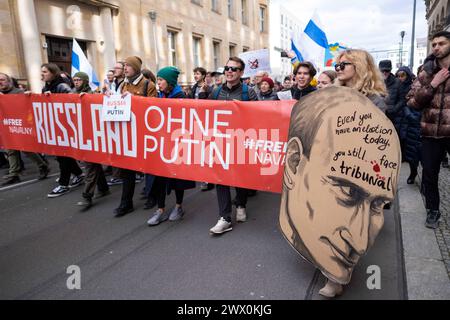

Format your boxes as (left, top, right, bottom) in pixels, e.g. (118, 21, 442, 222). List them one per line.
(48, 185, 70, 198)
(169, 207, 185, 221)
(108, 178, 123, 186)
(209, 218, 232, 234)
(38, 166, 50, 180)
(236, 207, 247, 222)
(69, 175, 85, 188)
(147, 210, 169, 226)
(425, 210, 441, 229)
(1, 175, 20, 186)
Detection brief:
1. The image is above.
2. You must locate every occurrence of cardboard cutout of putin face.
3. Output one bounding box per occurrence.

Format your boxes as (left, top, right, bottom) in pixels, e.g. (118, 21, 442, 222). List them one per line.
(279, 86, 401, 285)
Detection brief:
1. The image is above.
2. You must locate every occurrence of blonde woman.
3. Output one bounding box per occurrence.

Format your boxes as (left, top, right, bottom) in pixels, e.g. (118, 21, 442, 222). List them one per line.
(335, 49, 388, 112)
(318, 49, 388, 298)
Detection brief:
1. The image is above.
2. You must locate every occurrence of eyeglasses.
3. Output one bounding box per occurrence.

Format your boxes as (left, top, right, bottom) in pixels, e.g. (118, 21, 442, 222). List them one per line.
(224, 66, 242, 72)
(334, 62, 353, 71)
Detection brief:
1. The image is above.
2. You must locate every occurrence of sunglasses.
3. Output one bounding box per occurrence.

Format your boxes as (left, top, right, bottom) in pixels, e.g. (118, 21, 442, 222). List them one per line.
(224, 66, 242, 72)
(334, 62, 353, 71)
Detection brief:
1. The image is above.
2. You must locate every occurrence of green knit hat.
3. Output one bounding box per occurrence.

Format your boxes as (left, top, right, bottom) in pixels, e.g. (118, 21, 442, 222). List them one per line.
(157, 67, 180, 87)
(73, 71, 89, 82)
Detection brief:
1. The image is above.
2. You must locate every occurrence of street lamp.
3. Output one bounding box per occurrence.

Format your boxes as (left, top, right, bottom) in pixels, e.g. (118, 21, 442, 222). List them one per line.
(409, 0, 417, 69)
(148, 11, 159, 71)
(400, 31, 406, 67)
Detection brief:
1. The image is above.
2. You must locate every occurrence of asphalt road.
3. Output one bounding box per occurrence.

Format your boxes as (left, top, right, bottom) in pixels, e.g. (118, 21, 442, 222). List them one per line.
(0, 157, 407, 300)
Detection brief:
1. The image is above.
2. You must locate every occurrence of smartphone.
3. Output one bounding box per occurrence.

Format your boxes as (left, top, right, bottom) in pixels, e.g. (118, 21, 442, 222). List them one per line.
(281, 51, 289, 58)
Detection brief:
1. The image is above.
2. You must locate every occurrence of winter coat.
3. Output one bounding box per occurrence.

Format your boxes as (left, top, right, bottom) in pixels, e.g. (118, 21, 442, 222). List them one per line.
(412, 56, 450, 138)
(257, 89, 279, 101)
(189, 82, 211, 100)
(207, 82, 258, 101)
(157, 85, 195, 192)
(42, 75, 73, 94)
(122, 73, 157, 97)
(290, 85, 316, 100)
(384, 73, 402, 118)
(367, 94, 388, 112)
(389, 67, 414, 137)
(404, 78, 423, 166)
(1, 87, 23, 94)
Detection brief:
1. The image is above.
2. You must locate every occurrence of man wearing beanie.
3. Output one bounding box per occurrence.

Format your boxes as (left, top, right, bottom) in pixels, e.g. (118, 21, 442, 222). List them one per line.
(113, 56, 157, 218)
(378, 59, 401, 121)
(257, 77, 279, 101)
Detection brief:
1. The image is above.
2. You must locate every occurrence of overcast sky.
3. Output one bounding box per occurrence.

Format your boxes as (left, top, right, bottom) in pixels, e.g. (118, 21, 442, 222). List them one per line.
(276, 0, 428, 52)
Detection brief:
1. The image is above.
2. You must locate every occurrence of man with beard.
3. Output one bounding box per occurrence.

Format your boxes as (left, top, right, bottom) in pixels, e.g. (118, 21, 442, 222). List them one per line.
(412, 31, 450, 229)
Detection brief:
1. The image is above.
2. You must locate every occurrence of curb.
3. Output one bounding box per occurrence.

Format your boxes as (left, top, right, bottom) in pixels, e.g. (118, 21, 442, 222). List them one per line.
(398, 165, 450, 299)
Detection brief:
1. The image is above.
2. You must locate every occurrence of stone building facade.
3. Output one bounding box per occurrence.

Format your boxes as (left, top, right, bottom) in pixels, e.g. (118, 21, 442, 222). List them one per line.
(0, 0, 270, 91)
(425, 0, 450, 50)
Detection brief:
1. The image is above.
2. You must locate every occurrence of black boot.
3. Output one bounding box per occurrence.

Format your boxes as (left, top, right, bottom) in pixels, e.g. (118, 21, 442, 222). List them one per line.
(407, 163, 418, 184)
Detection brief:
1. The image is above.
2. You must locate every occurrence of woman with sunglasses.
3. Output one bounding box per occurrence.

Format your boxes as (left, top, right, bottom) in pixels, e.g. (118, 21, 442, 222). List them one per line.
(335, 49, 387, 112)
(318, 49, 388, 298)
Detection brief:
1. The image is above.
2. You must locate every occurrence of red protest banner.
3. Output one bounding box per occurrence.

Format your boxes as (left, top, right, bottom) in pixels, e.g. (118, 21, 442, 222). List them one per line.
(0, 94, 295, 193)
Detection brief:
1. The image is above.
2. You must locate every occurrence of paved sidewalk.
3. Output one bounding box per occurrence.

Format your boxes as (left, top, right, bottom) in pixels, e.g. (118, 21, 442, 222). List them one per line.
(399, 163, 450, 299)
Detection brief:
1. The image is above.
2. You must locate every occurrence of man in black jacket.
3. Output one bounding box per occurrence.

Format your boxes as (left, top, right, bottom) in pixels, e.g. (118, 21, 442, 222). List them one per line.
(379, 60, 401, 120)
(207, 57, 258, 235)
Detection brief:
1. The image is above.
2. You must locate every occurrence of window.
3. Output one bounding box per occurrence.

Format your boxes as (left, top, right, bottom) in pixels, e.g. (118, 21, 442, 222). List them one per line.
(168, 30, 178, 66)
(193, 37, 202, 68)
(243, 46, 249, 52)
(191, 0, 202, 5)
(211, 0, 219, 12)
(228, 0, 234, 19)
(46, 36, 87, 73)
(229, 43, 236, 57)
(241, 0, 248, 25)
(213, 41, 221, 70)
(260, 6, 266, 32)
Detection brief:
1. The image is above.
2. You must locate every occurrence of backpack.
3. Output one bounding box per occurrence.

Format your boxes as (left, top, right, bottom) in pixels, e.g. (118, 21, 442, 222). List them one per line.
(212, 83, 249, 101)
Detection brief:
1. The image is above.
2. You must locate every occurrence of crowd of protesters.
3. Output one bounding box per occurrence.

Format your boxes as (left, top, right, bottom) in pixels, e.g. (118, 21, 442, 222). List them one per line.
(1, 30, 450, 240)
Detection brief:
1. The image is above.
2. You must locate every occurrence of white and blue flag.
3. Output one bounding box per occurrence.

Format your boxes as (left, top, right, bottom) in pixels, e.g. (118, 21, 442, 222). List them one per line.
(291, 12, 329, 69)
(71, 38, 100, 91)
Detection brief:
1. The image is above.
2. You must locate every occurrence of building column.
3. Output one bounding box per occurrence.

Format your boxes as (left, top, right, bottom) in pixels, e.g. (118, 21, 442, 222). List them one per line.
(100, 7, 116, 70)
(17, 0, 42, 92)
